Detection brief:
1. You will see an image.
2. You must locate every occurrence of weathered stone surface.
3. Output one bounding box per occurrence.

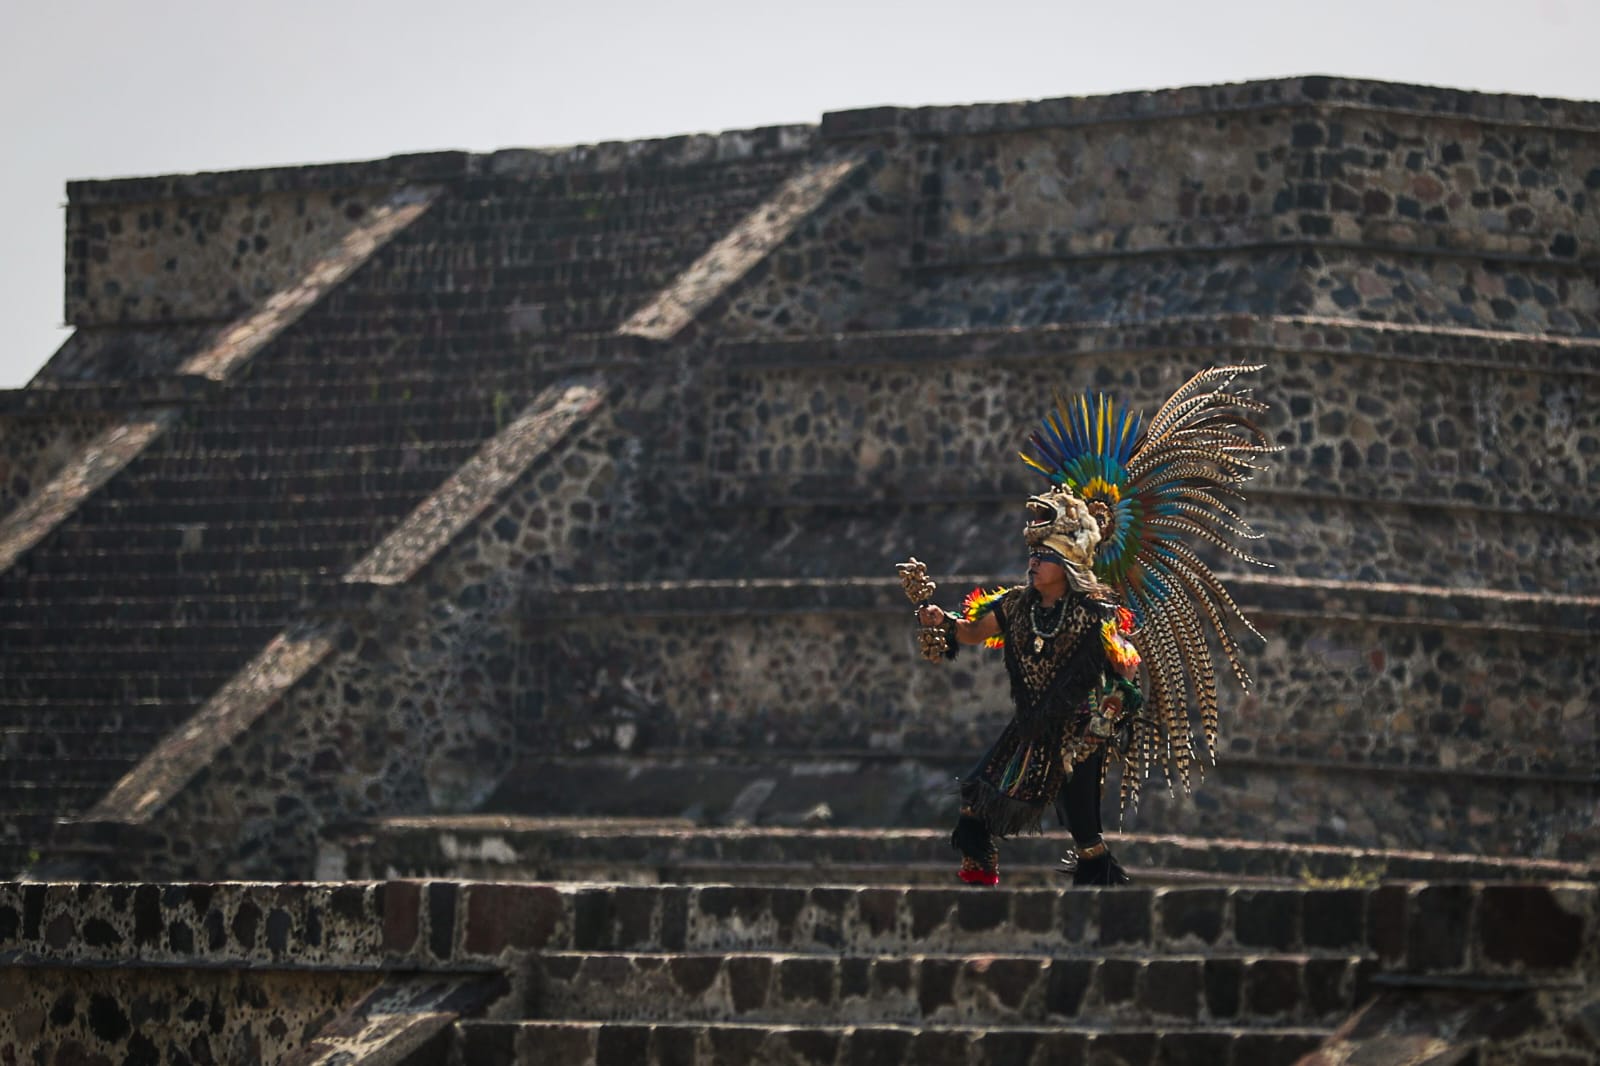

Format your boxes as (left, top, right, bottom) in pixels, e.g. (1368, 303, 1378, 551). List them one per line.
(0, 87, 1596, 1066)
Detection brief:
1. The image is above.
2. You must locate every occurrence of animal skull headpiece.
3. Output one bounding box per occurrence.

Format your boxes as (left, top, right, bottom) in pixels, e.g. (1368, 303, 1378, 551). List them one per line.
(1023, 486, 1101, 567)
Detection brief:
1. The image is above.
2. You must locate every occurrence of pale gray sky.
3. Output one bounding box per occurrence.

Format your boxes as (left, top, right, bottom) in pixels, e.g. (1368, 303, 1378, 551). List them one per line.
(3, 0, 1596, 387)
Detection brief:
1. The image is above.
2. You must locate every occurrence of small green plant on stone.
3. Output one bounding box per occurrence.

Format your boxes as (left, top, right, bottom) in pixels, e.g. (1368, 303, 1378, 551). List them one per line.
(1298, 859, 1387, 888)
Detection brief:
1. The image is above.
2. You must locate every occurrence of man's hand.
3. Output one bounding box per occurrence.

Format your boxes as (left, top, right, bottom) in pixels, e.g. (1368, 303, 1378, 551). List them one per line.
(917, 604, 949, 627)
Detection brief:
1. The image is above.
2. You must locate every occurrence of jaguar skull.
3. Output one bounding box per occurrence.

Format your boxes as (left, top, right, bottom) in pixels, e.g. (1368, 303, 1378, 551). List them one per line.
(1023, 486, 1101, 569)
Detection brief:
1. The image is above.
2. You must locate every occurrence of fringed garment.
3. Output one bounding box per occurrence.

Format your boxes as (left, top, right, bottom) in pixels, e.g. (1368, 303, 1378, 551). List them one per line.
(960, 586, 1140, 837)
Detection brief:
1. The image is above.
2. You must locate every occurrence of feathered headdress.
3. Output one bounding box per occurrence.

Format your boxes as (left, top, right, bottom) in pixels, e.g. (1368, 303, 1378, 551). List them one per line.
(1021, 365, 1279, 810)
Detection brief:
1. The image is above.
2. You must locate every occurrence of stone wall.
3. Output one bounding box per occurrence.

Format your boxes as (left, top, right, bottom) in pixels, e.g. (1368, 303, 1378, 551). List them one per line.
(703, 340, 1597, 512)
(694, 332, 1598, 591)
(723, 81, 1600, 340)
(80, 378, 638, 880)
(0, 879, 525, 1064)
(0, 409, 115, 520)
(912, 108, 1599, 266)
(63, 153, 469, 328)
(2, 965, 375, 1065)
(525, 592, 1593, 858)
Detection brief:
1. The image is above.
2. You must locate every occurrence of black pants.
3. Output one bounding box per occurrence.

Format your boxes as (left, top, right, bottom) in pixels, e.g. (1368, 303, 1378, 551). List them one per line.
(1054, 748, 1106, 846)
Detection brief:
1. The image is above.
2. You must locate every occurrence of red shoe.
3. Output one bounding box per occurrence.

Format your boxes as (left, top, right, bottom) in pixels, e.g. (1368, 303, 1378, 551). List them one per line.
(958, 856, 1000, 886)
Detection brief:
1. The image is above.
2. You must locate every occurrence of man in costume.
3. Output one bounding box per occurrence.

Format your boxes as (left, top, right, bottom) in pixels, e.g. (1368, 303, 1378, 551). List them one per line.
(898, 366, 1277, 886)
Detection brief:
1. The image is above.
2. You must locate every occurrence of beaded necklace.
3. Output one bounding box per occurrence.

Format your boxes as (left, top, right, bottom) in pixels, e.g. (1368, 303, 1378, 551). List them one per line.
(1029, 596, 1068, 653)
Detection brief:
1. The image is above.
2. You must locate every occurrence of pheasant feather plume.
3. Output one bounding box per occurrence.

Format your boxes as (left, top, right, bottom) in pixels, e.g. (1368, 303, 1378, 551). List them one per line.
(1021, 365, 1279, 808)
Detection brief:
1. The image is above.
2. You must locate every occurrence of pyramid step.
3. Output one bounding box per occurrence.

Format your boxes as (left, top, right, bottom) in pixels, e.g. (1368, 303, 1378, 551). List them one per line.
(0, 671, 232, 702)
(0, 594, 301, 625)
(2, 725, 176, 752)
(0, 703, 194, 731)
(0, 572, 324, 600)
(46, 518, 405, 554)
(74, 492, 421, 524)
(161, 398, 501, 430)
(0, 755, 137, 786)
(465, 882, 1378, 958)
(452, 1020, 1330, 1066)
(614, 861, 1290, 889)
(0, 647, 259, 673)
(132, 448, 478, 482)
(139, 437, 492, 467)
(346, 818, 1598, 887)
(12, 546, 352, 579)
(0, 620, 274, 649)
(526, 949, 1372, 1028)
(0, 786, 106, 817)
(167, 419, 497, 450)
(431, 183, 786, 224)
(101, 468, 461, 501)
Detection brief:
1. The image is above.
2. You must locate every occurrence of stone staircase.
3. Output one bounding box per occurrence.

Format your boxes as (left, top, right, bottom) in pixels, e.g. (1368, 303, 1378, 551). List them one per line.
(452, 878, 1356, 1065)
(322, 819, 1592, 1062)
(330, 815, 1600, 890)
(7, 870, 1599, 1066)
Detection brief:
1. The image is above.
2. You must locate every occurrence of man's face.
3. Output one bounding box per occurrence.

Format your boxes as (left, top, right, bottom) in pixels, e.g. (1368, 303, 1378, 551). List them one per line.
(1028, 554, 1067, 589)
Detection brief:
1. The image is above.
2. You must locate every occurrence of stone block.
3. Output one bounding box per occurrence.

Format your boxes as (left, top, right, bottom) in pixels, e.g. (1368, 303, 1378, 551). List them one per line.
(709, 1025, 769, 1066)
(596, 1023, 650, 1064)
(1304, 956, 1355, 1019)
(907, 1029, 970, 1066)
(871, 957, 913, 996)
(1099, 959, 1140, 1007)
(1156, 1031, 1237, 1066)
(726, 956, 773, 1014)
(1157, 888, 1227, 947)
(463, 884, 563, 955)
(1244, 957, 1303, 1019)
(1478, 885, 1586, 972)
(973, 1029, 1038, 1066)
(610, 887, 659, 950)
(666, 955, 720, 998)
(1230, 1030, 1327, 1065)
(1303, 889, 1366, 950)
(1098, 891, 1152, 948)
(783, 1028, 842, 1065)
(846, 1026, 913, 1065)
(658, 888, 689, 952)
(1408, 884, 1474, 971)
(1369, 884, 1410, 965)
(916, 957, 959, 1015)
(909, 890, 956, 941)
(968, 957, 1042, 1011)
(1233, 889, 1301, 950)
(956, 890, 1009, 932)
(1011, 891, 1054, 933)
(652, 1024, 699, 1066)
(855, 888, 901, 937)
(778, 957, 836, 1006)
(839, 956, 871, 1000)
(1087, 1031, 1157, 1065)
(1045, 958, 1093, 1018)
(381, 881, 421, 954)
(426, 882, 457, 961)
(1144, 958, 1203, 1019)
(1204, 958, 1244, 1019)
